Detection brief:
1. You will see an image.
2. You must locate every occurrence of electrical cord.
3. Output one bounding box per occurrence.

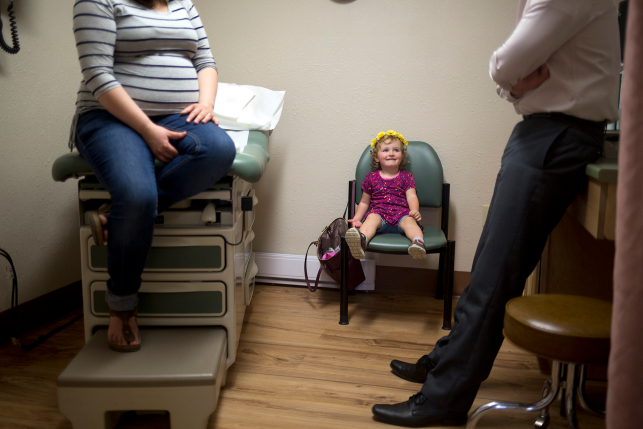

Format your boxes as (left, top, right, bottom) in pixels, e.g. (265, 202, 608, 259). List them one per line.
(0, 0, 20, 54)
(1, 247, 82, 351)
(221, 190, 254, 247)
(222, 215, 246, 247)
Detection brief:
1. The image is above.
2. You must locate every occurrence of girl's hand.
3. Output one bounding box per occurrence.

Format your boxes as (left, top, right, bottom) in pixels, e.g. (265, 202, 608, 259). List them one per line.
(409, 210, 422, 222)
(349, 218, 362, 228)
(141, 124, 185, 163)
(180, 103, 219, 125)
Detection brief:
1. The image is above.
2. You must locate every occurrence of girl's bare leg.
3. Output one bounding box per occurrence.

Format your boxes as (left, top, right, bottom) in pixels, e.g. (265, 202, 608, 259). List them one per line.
(359, 213, 383, 243)
(401, 216, 427, 259)
(400, 216, 423, 241)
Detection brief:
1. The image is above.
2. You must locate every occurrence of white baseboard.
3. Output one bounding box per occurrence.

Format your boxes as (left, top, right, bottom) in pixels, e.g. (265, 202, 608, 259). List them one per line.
(254, 252, 375, 291)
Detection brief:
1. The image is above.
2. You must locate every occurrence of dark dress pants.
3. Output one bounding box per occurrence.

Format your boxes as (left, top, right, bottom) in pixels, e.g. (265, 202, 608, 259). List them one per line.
(420, 114, 604, 412)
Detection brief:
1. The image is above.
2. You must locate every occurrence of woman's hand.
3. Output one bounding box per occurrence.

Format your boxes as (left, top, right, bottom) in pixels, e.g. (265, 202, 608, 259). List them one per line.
(141, 123, 185, 163)
(181, 102, 219, 125)
(409, 210, 422, 222)
(349, 218, 363, 228)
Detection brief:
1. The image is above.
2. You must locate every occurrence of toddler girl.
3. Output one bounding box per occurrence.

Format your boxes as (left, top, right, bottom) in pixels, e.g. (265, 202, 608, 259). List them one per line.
(347, 130, 426, 260)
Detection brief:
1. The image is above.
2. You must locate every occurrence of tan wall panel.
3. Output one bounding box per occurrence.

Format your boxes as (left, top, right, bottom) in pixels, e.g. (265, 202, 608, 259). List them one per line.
(0, 0, 518, 311)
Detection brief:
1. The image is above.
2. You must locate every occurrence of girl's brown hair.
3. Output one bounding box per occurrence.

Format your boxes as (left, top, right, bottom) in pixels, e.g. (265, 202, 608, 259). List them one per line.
(370, 136, 409, 171)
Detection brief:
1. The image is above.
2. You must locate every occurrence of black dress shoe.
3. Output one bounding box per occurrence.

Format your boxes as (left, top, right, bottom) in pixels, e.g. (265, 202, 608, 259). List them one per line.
(390, 355, 436, 383)
(372, 392, 467, 427)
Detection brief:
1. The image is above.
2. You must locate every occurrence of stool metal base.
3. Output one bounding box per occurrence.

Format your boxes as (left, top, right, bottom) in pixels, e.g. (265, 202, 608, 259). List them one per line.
(467, 361, 605, 429)
(467, 362, 562, 429)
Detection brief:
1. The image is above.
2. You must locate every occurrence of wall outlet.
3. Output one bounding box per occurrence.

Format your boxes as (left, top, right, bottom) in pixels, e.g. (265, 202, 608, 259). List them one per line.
(5, 266, 14, 279)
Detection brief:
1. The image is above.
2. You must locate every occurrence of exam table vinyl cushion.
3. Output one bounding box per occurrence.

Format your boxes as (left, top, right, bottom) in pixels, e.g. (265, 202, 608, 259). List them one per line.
(52, 130, 269, 183)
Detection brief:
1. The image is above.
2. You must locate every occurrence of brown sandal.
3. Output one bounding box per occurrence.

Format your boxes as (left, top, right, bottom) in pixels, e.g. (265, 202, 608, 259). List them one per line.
(346, 227, 367, 260)
(89, 203, 110, 246)
(408, 239, 427, 260)
(108, 307, 141, 352)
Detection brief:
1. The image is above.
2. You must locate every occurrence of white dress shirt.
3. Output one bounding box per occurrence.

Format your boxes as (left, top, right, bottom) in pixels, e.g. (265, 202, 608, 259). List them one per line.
(490, 0, 620, 122)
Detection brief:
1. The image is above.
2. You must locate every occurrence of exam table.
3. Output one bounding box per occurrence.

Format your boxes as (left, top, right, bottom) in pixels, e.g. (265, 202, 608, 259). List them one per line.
(51, 131, 269, 429)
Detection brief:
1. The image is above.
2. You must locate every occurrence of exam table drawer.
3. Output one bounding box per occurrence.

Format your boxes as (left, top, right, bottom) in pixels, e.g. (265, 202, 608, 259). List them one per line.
(88, 236, 226, 272)
(90, 281, 226, 317)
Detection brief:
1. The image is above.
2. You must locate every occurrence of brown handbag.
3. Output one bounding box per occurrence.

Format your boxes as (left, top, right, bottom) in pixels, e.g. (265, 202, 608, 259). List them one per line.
(304, 217, 365, 292)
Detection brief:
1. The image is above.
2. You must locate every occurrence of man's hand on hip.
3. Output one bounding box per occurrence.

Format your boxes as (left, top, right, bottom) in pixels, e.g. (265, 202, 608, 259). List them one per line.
(511, 65, 550, 98)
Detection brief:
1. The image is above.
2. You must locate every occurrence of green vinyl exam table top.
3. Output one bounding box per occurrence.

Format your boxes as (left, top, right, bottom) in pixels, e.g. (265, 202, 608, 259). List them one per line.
(52, 130, 270, 183)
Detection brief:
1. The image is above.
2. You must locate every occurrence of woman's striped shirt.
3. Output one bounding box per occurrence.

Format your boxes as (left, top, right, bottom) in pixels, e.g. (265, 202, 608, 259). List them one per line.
(71, 0, 216, 145)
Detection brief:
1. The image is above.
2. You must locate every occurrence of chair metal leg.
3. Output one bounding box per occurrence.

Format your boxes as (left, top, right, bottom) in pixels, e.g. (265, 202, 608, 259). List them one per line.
(577, 365, 606, 417)
(467, 361, 563, 429)
(339, 236, 349, 325)
(565, 364, 580, 429)
(441, 240, 455, 330)
(435, 249, 445, 300)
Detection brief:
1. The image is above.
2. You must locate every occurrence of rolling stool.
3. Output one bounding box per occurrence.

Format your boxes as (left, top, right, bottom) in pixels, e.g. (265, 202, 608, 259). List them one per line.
(467, 294, 611, 429)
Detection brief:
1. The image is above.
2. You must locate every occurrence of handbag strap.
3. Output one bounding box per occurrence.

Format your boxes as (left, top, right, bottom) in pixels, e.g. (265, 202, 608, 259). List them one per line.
(304, 241, 323, 292)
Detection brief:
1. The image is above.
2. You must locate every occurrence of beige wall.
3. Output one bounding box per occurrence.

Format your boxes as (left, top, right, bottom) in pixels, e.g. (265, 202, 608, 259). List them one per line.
(0, 0, 519, 313)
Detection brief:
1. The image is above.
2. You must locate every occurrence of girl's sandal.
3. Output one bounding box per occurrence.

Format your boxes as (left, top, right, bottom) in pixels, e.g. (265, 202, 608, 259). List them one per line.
(89, 203, 111, 246)
(346, 227, 367, 260)
(108, 307, 141, 352)
(408, 239, 427, 260)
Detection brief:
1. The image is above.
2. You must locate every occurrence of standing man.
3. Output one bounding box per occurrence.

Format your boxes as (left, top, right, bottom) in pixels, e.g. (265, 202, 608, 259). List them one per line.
(372, 0, 621, 426)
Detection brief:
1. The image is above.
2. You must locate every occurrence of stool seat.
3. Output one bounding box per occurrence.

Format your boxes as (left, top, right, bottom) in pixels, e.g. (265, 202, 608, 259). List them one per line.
(504, 294, 612, 365)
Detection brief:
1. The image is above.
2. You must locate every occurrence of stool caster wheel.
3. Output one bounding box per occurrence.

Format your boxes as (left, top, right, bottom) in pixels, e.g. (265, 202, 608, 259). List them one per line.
(535, 414, 550, 429)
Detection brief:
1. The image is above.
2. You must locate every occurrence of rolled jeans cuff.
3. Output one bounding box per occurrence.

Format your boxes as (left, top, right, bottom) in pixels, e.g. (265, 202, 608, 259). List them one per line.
(106, 291, 139, 312)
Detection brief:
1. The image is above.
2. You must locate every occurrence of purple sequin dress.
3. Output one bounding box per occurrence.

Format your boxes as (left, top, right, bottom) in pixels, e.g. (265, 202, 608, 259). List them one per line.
(361, 170, 416, 226)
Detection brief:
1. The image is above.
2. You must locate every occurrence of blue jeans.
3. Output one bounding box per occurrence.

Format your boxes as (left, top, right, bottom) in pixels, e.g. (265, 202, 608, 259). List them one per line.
(373, 214, 411, 234)
(75, 110, 236, 311)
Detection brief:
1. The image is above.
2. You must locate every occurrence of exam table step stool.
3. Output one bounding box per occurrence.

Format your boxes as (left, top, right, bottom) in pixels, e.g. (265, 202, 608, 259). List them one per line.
(57, 327, 228, 429)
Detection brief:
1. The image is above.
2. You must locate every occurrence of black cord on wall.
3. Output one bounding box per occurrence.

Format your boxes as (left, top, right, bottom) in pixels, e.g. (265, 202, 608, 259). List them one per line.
(0, 0, 20, 54)
(0, 247, 82, 351)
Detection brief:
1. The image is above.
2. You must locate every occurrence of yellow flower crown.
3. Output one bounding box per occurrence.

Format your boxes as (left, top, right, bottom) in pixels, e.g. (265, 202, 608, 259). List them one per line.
(370, 130, 408, 148)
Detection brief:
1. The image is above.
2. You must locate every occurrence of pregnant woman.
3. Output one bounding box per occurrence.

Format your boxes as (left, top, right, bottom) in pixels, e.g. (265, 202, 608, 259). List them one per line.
(71, 0, 235, 351)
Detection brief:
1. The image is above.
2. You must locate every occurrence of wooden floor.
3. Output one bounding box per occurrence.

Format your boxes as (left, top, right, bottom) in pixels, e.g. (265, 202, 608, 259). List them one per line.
(0, 285, 606, 429)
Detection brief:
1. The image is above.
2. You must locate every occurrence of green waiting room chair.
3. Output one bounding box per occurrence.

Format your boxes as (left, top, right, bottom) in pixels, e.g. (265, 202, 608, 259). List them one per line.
(339, 141, 455, 329)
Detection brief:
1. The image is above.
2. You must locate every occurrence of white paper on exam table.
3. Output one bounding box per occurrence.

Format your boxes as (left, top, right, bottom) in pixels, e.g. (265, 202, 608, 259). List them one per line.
(215, 83, 285, 132)
(224, 130, 250, 153)
(213, 84, 255, 119)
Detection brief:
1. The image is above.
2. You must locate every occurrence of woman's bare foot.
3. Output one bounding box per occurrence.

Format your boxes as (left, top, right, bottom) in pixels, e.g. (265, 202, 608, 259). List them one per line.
(107, 313, 140, 346)
(90, 204, 110, 246)
(98, 213, 109, 243)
